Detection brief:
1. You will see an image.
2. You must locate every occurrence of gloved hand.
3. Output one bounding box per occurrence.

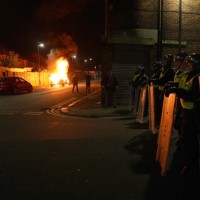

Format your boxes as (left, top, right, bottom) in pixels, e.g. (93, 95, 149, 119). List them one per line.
(164, 81, 179, 91)
(164, 81, 173, 91)
(150, 78, 157, 83)
(141, 79, 149, 86)
(146, 79, 151, 85)
(165, 86, 177, 97)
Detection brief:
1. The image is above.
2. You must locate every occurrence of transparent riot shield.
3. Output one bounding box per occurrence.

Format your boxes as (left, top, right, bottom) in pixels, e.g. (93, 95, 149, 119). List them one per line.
(156, 93, 176, 176)
(129, 85, 135, 112)
(148, 83, 157, 134)
(136, 85, 148, 123)
(132, 87, 140, 116)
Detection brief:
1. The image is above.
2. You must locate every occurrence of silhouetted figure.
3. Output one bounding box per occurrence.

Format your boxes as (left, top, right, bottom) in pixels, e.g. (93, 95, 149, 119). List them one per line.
(101, 72, 109, 107)
(85, 71, 92, 93)
(72, 73, 79, 93)
(106, 70, 119, 108)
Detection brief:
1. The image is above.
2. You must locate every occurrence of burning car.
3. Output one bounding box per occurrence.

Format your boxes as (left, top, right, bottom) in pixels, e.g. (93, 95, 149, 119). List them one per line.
(49, 57, 69, 87)
(50, 75, 67, 87)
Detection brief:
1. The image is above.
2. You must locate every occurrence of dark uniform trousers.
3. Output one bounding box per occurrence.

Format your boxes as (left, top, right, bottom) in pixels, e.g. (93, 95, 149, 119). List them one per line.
(181, 108, 200, 171)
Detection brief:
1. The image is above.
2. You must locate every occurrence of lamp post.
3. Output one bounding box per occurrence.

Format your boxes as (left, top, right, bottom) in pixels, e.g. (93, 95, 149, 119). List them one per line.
(37, 43, 44, 85)
(37, 43, 44, 71)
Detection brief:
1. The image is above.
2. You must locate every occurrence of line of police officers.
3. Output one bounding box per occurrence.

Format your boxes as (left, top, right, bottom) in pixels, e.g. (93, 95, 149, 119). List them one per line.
(130, 51, 200, 176)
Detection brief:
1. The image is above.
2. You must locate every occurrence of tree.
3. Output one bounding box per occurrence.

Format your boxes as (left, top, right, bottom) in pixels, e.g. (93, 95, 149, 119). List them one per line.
(0, 50, 19, 67)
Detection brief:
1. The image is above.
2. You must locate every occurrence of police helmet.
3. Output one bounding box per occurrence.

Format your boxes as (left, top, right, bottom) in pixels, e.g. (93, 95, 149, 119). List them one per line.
(163, 53, 173, 61)
(153, 61, 163, 70)
(163, 53, 174, 68)
(186, 53, 200, 67)
(138, 65, 145, 74)
(175, 51, 188, 62)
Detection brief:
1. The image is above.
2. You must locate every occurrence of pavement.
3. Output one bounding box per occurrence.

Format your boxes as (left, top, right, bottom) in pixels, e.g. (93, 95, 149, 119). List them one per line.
(60, 88, 134, 119)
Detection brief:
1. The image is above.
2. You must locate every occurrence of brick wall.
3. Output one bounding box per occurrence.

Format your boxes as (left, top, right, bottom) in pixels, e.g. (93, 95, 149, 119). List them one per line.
(108, 0, 200, 55)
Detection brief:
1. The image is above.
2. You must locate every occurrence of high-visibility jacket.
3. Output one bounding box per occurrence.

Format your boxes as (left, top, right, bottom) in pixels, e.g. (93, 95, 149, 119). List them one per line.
(174, 69, 186, 86)
(158, 68, 171, 91)
(138, 74, 148, 88)
(131, 73, 148, 88)
(179, 73, 200, 109)
(132, 74, 140, 81)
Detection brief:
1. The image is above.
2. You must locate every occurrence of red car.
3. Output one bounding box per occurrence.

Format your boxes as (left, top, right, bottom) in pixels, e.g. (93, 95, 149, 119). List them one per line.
(0, 76, 33, 94)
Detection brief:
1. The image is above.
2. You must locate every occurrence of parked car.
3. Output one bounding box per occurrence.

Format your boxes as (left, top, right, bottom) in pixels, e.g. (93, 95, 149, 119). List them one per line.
(0, 76, 33, 94)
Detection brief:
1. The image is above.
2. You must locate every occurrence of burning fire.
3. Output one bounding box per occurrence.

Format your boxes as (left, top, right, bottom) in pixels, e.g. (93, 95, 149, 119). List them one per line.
(49, 57, 69, 86)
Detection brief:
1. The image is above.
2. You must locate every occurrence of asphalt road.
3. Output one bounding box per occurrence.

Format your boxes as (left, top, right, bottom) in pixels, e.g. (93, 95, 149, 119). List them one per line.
(0, 82, 199, 200)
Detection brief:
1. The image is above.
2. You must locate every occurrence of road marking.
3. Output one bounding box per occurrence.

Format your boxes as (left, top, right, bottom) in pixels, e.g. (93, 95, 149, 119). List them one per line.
(23, 112, 44, 116)
(0, 111, 44, 116)
(50, 97, 78, 109)
(0, 112, 14, 115)
(68, 89, 100, 107)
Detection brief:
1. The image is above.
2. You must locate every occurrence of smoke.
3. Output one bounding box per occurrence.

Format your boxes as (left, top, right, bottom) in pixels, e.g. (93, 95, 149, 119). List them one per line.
(46, 32, 78, 71)
(36, 0, 98, 72)
(36, 0, 95, 21)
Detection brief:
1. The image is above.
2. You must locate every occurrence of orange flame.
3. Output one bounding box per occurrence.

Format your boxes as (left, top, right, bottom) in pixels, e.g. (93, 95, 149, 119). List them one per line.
(49, 57, 69, 86)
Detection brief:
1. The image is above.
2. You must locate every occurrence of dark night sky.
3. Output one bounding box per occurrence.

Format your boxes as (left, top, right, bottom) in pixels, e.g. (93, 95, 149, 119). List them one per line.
(0, 0, 105, 62)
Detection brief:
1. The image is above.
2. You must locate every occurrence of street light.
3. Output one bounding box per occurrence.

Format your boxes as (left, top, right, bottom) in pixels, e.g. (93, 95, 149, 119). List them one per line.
(37, 43, 44, 71)
(72, 55, 77, 59)
(37, 43, 44, 86)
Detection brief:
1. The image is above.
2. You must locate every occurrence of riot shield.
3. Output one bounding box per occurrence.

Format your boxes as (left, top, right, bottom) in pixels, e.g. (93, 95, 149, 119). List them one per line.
(156, 93, 176, 176)
(132, 87, 140, 116)
(129, 86, 135, 112)
(148, 83, 157, 134)
(136, 85, 148, 123)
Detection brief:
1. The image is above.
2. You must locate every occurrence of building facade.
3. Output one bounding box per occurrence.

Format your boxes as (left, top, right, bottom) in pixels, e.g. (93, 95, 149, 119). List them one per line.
(103, 0, 200, 105)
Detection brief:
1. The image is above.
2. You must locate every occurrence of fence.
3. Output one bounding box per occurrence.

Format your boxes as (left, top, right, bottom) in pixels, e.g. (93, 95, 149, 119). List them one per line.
(13, 71, 51, 86)
(0, 67, 50, 86)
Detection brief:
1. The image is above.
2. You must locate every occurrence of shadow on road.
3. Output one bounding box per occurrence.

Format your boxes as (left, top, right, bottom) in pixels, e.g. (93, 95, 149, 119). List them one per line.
(123, 122, 200, 200)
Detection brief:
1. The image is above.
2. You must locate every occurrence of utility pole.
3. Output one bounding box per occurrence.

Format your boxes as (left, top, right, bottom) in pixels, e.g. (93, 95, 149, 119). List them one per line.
(37, 43, 44, 85)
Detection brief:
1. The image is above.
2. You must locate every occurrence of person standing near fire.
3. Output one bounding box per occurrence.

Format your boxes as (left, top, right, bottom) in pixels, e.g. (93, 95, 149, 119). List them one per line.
(85, 71, 92, 93)
(72, 72, 79, 93)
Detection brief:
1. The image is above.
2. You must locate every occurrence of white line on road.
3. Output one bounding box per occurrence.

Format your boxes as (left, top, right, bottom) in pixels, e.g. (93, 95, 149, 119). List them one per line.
(23, 112, 44, 116)
(50, 97, 78, 109)
(0, 112, 14, 115)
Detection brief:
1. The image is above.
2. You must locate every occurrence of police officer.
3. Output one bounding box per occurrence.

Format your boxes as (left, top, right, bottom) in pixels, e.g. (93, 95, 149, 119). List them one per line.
(151, 61, 163, 81)
(165, 53, 200, 176)
(150, 61, 163, 124)
(131, 65, 148, 88)
(172, 51, 188, 150)
(151, 53, 175, 124)
(129, 66, 148, 113)
(173, 51, 188, 86)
